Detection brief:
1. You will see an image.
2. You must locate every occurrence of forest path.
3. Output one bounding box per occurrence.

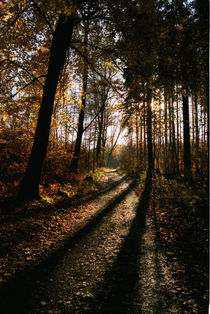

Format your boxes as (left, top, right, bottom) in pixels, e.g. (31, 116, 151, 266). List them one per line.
(1, 170, 195, 313)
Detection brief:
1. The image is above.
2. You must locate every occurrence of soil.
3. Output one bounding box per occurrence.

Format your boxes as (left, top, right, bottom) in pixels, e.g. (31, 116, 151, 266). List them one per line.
(0, 169, 208, 313)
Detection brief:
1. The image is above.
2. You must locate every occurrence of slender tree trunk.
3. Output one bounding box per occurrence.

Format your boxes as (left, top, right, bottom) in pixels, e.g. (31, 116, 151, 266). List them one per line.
(164, 92, 168, 174)
(176, 92, 180, 173)
(18, 16, 75, 199)
(171, 101, 178, 174)
(143, 98, 147, 168)
(201, 104, 206, 176)
(70, 63, 88, 174)
(65, 104, 69, 151)
(95, 109, 104, 166)
(100, 116, 107, 167)
(158, 103, 162, 170)
(92, 124, 97, 172)
(147, 86, 153, 173)
(169, 95, 173, 172)
(135, 112, 139, 168)
(194, 91, 199, 178)
(139, 115, 143, 168)
(170, 94, 178, 174)
(107, 128, 121, 167)
(70, 25, 88, 174)
(182, 90, 192, 180)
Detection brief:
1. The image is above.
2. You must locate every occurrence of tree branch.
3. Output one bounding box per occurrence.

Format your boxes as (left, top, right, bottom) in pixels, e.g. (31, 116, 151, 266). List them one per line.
(71, 41, 124, 73)
(4, 75, 45, 100)
(0, 58, 45, 87)
(83, 90, 109, 132)
(30, 0, 54, 34)
(0, 4, 31, 37)
(108, 127, 122, 157)
(70, 44, 122, 96)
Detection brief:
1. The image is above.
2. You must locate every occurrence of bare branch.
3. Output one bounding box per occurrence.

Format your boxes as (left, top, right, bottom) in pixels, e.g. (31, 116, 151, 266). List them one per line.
(0, 4, 31, 37)
(70, 44, 122, 96)
(71, 40, 116, 55)
(4, 75, 45, 100)
(30, 0, 54, 34)
(83, 90, 109, 132)
(0, 58, 45, 87)
(108, 127, 122, 157)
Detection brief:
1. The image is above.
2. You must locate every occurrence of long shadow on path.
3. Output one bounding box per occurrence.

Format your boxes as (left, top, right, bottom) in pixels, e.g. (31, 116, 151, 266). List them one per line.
(0, 178, 134, 314)
(85, 171, 153, 314)
(1, 175, 127, 224)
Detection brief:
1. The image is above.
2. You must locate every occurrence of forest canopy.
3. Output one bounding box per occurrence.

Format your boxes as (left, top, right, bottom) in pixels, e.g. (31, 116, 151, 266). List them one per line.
(0, 0, 208, 200)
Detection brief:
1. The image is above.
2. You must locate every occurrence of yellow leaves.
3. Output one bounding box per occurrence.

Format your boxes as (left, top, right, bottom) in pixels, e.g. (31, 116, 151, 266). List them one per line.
(176, 24, 183, 31)
(77, 98, 85, 111)
(106, 105, 113, 114)
(1, 3, 20, 22)
(106, 59, 112, 68)
(44, 0, 77, 17)
(114, 103, 122, 110)
(77, 98, 82, 108)
(182, 89, 188, 97)
(2, 111, 7, 122)
(2, 13, 13, 22)
(40, 46, 49, 53)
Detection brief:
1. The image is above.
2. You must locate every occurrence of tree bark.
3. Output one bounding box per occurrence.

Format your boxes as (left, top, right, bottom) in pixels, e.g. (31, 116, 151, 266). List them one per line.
(18, 16, 75, 199)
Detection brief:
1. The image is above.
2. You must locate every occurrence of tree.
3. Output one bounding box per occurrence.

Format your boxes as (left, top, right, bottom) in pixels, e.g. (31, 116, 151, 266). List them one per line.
(18, 15, 76, 199)
(16, 0, 113, 197)
(70, 30, 89, 174)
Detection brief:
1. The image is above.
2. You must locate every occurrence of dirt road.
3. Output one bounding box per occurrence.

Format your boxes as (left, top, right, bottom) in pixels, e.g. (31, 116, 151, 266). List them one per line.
(0, 170, 203, 313)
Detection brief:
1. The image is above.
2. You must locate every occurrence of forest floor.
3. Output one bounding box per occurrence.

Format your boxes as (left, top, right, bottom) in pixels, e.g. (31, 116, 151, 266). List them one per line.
(0, 169, 208, 313)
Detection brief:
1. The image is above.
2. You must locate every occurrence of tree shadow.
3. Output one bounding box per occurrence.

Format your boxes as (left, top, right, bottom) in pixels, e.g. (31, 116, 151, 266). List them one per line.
(84, 171, 153, 313)
(0, 179, 135, 314)
(84, 171, 188, 314)
(152, 180, 209, 313)
(0, 176, 127, 224)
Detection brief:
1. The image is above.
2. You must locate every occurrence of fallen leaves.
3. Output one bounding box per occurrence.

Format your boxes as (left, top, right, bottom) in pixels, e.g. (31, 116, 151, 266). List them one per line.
(0, 195, 99, 283)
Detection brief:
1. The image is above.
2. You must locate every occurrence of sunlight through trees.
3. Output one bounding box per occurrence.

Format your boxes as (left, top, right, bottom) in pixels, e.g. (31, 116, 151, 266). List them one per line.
(0, 0, 208, 199)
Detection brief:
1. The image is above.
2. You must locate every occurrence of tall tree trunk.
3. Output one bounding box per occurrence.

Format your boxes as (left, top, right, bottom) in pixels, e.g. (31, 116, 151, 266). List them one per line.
(135, 112, 139, 168)
(70, 25, 88, 174)
(18, 16, 75, 200)
(194, 91, 199, 178)
(143, 98, 147, 168)
(169, 94, 177, 174)
(164, 92, 168, 174)
(171, 96, 178, 174)
(176, 92, 180, 174)
(147, 86, 153, 173)
(158, 102, 162, 170)
(100, 115, 107, 167)
(139, 114, 143, 168)
(70, 63, 88, 174)
(95, 109, 104, 166)
(169, 95, 173, 172)
(92, 124, 97, 172)
(182, 90, 192, 180)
